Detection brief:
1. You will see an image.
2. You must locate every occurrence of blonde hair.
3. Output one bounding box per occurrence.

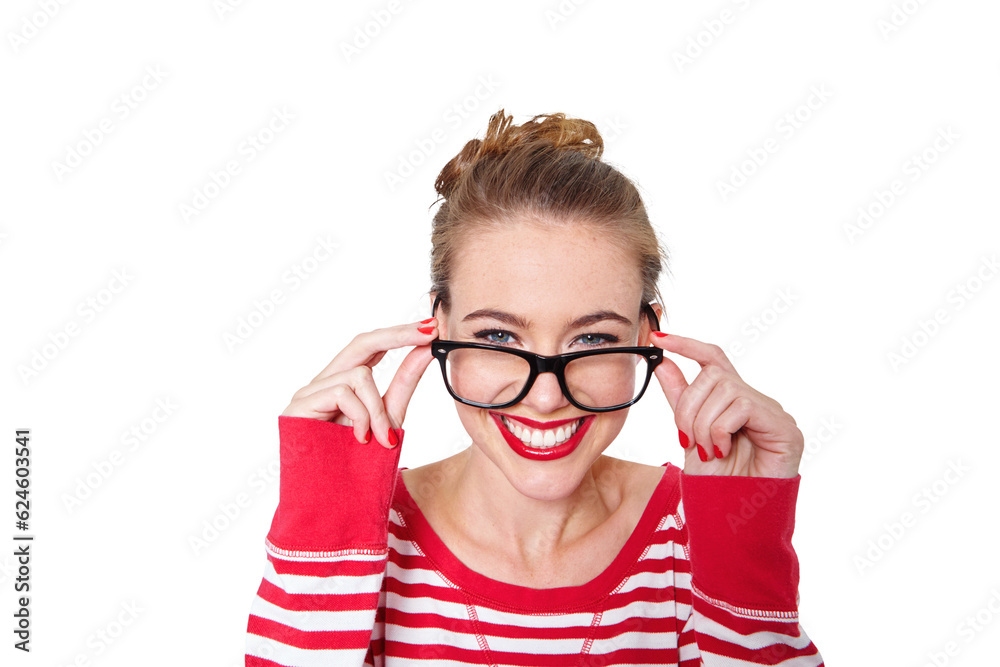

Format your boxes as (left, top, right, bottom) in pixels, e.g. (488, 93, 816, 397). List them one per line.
(429, 108, 668, 319)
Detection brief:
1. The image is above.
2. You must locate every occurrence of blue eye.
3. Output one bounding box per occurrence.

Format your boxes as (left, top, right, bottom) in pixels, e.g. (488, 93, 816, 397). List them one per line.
(476, 330, 516, 345)
(472, 330, 619, 348)
(575, 333, 619, 346)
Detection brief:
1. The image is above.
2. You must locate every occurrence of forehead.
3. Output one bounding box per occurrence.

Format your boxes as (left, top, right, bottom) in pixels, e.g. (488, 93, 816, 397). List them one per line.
(449, 221, 643, 316)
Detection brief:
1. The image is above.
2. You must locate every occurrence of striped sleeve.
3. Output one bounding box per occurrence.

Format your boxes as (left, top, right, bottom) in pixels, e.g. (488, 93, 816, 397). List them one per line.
(677, 473, 825, 666)
(245, 416, 403, 667)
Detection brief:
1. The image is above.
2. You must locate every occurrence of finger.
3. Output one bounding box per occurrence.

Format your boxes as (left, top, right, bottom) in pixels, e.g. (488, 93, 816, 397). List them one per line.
(313, 318, 439, 382)
(671, 366, 723, 456)
(285, 383, 373, 444)
(648, 333, 692, 450)
(289, 368, 353, 403)
(294, 361, 390, 404)
(383, 344, 436, 428)
(650, 352, 689, 413)
(651, 332, 739, 376)
(691, 381, 742, 460)
(344, 365, 397, 448)
(705, 396, 754, 460)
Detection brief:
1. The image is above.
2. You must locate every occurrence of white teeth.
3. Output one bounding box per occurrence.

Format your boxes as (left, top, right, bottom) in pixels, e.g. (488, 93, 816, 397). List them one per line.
(500, 416, 583, 449)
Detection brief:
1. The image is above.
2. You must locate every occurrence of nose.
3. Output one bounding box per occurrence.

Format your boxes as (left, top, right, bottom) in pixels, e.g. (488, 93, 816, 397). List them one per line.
(519, 370, 570, 414)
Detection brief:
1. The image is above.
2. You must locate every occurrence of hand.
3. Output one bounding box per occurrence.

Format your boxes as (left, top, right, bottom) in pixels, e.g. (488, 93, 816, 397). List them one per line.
(281, 317, 439, 448)
(647, 332, 803, 478)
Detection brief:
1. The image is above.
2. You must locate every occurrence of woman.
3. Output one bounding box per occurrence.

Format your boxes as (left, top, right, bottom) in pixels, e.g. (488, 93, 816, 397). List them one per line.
(245, 109, 824, 665)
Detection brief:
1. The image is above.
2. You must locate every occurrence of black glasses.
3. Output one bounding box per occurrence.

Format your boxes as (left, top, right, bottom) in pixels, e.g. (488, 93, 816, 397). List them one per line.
(429, 303, 663, 413)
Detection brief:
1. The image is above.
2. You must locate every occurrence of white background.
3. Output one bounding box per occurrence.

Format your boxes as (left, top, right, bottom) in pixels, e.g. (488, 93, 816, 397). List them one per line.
(3, 1, 999, 665)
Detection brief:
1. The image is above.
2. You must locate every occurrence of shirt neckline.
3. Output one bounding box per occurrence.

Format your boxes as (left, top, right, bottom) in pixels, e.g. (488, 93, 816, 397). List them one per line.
(392, 462, 680, 613)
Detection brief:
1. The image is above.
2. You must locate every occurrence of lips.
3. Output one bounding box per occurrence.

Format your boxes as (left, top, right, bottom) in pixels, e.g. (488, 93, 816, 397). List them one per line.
(489, 412, 594, 461)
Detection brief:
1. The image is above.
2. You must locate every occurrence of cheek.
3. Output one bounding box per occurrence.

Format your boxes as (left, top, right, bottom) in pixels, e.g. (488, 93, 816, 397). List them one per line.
(454, 404, 493, 440)
(592, 411, 629, 448)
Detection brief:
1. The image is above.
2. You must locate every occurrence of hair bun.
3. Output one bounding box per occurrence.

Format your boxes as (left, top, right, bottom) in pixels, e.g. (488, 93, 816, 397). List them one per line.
(434, 109, 604, 200)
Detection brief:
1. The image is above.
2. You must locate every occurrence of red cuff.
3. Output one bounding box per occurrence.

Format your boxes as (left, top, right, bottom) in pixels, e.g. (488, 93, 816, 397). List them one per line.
(266, 416, 403, 554)
(680, 473, 801, 612)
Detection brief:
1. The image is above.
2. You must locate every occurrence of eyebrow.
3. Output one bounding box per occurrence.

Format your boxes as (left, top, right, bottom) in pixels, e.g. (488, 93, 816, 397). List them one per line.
(461, 309, 633, 329)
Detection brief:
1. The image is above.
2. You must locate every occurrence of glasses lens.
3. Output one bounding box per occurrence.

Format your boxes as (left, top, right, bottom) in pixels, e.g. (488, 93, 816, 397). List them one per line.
(564, 352, 649, 410)
(445, 347, 531, 406)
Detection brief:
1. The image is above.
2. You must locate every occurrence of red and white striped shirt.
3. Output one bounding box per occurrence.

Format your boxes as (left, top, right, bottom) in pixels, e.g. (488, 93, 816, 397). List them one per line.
(246, 416, 824, 666)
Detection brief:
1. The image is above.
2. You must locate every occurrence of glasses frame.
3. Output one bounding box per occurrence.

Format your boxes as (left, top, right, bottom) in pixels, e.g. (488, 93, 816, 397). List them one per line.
(429, 303, 664, 413)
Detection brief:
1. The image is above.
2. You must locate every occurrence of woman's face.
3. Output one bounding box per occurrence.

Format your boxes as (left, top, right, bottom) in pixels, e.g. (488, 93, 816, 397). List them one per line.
(437, 220, 656, 501)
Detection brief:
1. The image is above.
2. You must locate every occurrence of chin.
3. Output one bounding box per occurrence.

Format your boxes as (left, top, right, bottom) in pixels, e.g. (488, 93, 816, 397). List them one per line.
(503, 468, 589, 502)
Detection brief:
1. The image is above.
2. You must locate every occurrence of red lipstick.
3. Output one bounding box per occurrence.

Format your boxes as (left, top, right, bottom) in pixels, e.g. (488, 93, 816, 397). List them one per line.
(489, 412, 594, 461)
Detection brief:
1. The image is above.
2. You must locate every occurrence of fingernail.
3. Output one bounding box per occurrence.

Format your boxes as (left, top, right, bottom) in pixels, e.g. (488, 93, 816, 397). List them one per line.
(678, 430, 689, 449)
(712, 445, 723, 459)
(651, 331, 668, 338)
(365, 428, 371, 444)
(387, 428, 398, 447)
(417, 326, 435, 334)
(696, 444, 708, 462)
(420, 318, 435, 324)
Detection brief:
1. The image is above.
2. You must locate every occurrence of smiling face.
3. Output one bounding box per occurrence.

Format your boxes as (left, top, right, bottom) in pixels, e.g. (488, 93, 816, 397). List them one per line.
(435, 219, 656, 501)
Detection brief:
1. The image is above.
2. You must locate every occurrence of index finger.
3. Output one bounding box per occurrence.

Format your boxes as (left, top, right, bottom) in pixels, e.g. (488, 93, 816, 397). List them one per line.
(648, 332, 740, 376)
(312, 318, 438, 382)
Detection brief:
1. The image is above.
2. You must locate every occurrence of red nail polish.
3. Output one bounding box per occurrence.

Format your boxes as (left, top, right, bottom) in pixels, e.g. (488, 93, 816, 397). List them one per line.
(420, 318, 435, 324)
(678, 430, 689, 449)
(364, 429, 371, 444)
(696, 444, 708, 462)
(651, 331, 668, 338)
(387, 428, 398, 447)
(713, 445, 723, 459)
(417, 326, 435, 334)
